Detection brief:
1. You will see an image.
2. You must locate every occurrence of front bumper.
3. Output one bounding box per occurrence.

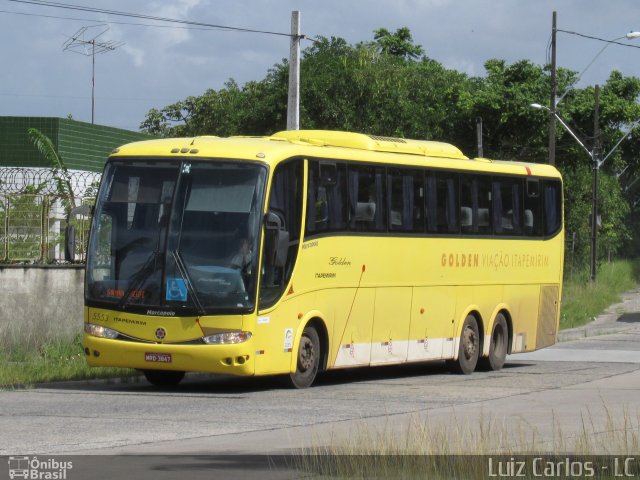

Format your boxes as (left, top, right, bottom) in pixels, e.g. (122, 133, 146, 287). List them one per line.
(83, 334, 255, 376)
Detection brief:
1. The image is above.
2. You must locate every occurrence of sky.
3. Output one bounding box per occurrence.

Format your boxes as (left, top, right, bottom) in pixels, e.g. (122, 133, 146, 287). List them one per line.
(1, 0, 639, 132)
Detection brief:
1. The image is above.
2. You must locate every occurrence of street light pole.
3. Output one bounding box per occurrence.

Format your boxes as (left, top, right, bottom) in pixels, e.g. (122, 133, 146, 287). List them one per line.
(531, 104, 591, 156)
(591, 85, 600, 282)
(554, 30, 640, 107)
(544, 16, 640, 165)
(532, 91, 640, 283)
(531, 100, 599, 279)
(549, 11, 557, 166)
(537, 24, 640, 280)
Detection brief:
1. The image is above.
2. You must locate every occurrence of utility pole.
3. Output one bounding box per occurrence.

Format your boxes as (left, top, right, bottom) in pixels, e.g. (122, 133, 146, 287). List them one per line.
(548, 11, 557, 166)
(91, 40, 95, 124)
(476, 117, 483, 158)
(591, 84, 600, 282)
(286, 11, 301, 130)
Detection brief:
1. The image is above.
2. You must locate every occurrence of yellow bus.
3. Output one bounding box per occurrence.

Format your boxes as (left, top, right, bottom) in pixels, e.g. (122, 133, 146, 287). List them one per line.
(81, 130, 563, 388)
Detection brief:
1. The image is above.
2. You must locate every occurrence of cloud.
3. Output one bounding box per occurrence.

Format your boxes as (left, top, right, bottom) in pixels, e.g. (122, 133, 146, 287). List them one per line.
(2, 0, 640, 131)
(105, 0, 209, 67)
(147, 0, 206, 46)
(122, 44, 145, 67)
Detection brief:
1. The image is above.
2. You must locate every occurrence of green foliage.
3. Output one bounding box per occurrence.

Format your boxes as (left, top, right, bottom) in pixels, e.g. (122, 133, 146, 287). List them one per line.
(458, 59, 551, 159)
(0, 129, 84, 263)
(1, 189, 48, 262)
(27, 128, 76, 213)
(372, 27, 424, 59)
(561, 260, 639, 329)
(299, 36, 470, 140)
(140, 28, 640, 271)
(0, 335, 135, 387)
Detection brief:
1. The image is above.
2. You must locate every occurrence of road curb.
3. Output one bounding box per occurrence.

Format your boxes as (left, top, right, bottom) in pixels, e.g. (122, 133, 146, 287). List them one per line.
(558, 324, 638, 342)
(558, 286, 640, 342)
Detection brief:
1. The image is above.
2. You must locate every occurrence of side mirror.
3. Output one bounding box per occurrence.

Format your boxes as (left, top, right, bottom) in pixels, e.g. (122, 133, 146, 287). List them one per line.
(265, 211, 283, 231)
(64, 223, 76, 262)
(65, 204, 94, 262)
(264, 211, 289, 268)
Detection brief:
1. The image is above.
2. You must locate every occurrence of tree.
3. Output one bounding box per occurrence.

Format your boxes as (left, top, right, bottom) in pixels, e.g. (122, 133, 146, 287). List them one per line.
(12, 128, 84, 263)
(372, 27, 424, 60)
(139, 28, 640, 271)
(27, 128, 76, 213)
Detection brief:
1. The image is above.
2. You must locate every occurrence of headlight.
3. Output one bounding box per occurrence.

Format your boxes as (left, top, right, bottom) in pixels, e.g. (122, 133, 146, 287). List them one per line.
(203, 331, 252, 345)
(84, 323, 119, 339)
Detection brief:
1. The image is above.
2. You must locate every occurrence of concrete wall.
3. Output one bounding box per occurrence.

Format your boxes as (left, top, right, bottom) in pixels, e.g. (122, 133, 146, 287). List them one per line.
(0, 266, 84, 350)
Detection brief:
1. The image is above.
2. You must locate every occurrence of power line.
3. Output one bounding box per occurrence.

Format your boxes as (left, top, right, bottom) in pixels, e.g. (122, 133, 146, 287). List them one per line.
(0, 91, 177, 102)
(557, 29, 640, 50)
(5, 0, 299, 38)
(0, 7, 230, 31)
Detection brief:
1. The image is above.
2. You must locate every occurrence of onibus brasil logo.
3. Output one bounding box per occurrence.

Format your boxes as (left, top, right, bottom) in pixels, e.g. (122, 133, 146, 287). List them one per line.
(8, 456, 73, 479)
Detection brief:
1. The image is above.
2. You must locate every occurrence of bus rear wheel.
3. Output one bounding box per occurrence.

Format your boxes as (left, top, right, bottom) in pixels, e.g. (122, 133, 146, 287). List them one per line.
(143, 370, 185, 387)
(479, 313, 508, 371)
(447, 315, 480, 375)
(288, 325, 320, 389)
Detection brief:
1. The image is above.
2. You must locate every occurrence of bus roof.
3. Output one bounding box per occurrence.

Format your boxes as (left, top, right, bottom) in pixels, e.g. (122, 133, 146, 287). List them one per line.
(111, 130, 561, 179)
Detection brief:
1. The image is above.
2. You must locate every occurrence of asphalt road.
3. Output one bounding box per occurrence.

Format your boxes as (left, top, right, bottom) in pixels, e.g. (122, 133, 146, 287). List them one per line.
(2, 299, 640, 479)
(2, 322, 640, 459)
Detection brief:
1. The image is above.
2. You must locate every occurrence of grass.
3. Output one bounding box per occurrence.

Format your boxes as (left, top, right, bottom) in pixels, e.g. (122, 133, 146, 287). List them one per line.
(560, 259, 640, 330)
(297, 406, 640, 479)
(0, 334, 136, 388)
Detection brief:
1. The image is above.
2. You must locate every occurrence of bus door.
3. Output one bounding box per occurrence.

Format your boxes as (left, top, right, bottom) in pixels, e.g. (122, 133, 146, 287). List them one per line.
(256, 159, 303, 374)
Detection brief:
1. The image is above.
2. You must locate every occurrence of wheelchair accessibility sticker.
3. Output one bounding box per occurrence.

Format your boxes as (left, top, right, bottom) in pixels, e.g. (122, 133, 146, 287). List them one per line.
(166, 277, 188, 302)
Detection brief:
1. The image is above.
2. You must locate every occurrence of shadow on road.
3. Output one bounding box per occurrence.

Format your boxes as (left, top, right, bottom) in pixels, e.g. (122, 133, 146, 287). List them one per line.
(34, 359, 533, 395)
(618, 312, 640, 323)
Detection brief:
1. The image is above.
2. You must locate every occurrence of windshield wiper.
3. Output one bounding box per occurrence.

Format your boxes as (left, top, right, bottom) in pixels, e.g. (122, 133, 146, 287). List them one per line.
(117, 250, 161, 310)
(171, 249, 206, 316)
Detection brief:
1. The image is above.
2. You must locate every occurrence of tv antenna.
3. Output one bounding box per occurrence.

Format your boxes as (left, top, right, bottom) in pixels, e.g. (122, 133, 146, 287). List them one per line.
(63, 25, 124, 124)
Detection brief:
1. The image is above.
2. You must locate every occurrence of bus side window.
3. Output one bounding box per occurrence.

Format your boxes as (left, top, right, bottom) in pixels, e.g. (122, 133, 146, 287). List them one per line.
(306, 160, 347, 237)
(306, 161, 326, 234)
(460, 175, 491, 235)
(524, 178, 543, 237)
(348, 165, 386, 232)
(543, 179, 562, 236)
(387, 169, 424, 233)
(433, 172, 459, 233)
(492, 177, 523, 235)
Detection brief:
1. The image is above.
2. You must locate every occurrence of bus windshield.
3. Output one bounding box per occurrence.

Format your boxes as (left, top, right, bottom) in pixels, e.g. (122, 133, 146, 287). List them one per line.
(86, 159, 267, 314)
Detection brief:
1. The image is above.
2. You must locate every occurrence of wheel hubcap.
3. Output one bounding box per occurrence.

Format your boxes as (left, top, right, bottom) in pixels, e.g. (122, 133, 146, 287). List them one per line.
(463, 326, 477, 360)
(299, 336, 315, 371)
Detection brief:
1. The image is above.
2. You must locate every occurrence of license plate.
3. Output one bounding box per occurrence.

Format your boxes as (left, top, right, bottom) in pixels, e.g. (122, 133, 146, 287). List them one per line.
(145, 352, 172, 363)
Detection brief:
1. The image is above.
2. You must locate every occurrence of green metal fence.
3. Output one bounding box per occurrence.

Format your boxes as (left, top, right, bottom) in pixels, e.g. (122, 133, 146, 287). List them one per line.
(0, 193, 94, 264)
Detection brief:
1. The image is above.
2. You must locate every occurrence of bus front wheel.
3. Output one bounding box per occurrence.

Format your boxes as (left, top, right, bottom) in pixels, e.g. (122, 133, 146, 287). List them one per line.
(288, 325, 320, 389)
(143, 370, 185, 387)
(447, 315, 480, 375)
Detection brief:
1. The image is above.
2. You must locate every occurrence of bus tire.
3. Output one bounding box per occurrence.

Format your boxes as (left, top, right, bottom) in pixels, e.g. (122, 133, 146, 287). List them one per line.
(288, 325, 321, 389)
(143, 370, 185, 387)
(479, 313, 508, 371)
(448, 315, 480, 375)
